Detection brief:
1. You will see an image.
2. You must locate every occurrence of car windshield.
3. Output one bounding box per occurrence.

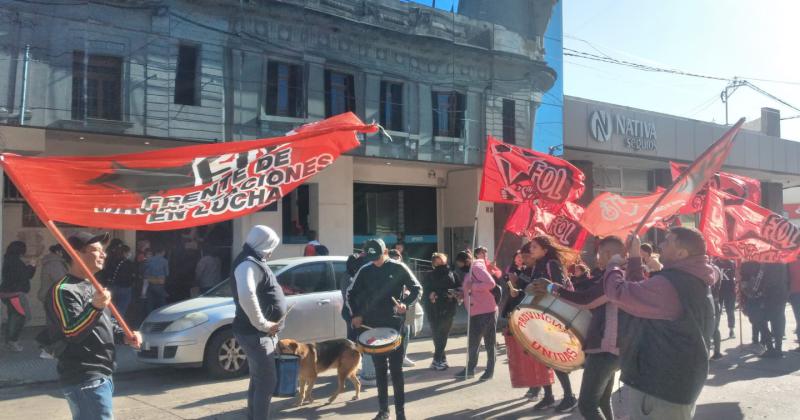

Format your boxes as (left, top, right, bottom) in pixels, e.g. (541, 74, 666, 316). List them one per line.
(201, 264, 289, 298)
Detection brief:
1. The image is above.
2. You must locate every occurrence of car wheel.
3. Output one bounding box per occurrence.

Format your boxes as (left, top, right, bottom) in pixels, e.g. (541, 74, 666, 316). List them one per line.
(204, 328, 248, 378)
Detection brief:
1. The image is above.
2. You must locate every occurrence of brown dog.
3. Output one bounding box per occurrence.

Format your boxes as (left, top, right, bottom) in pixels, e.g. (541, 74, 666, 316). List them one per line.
(278, 338, 362, 406)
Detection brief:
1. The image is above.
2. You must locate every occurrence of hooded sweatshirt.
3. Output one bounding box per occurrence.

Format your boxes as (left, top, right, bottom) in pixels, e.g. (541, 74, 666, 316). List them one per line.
(231, 226, 287, 336)
(604, 254, 717, 405)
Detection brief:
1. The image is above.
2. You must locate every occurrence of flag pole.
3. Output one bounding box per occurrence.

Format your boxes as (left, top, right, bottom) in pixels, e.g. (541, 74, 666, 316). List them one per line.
(0, 157, 134, 340)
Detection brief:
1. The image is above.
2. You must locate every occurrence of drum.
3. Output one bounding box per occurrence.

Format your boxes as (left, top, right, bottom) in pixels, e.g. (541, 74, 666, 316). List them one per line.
(508, 294, 592, 372)
(357, 327, 402, 354)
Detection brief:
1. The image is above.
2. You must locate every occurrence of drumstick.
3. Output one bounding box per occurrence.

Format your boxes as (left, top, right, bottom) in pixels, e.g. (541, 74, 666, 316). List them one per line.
(360, 324, 374, 330)
(276, 304, 296, 325)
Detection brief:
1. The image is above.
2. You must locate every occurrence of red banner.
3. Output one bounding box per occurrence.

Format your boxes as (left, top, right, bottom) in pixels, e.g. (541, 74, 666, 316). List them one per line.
(581, 119, 744, 239)
(505, 202, 589, 250)
(579, 191, 675, 239)
(670, 161, 761, 214)
(1, 113, 376, 230)
(700, 188, 800, 263)
(479, 136, 585, 206)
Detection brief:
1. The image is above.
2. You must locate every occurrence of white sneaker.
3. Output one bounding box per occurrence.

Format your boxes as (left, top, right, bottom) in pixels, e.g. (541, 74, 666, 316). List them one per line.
(403, 357, 416, 367)
(40, 349, 54, 359)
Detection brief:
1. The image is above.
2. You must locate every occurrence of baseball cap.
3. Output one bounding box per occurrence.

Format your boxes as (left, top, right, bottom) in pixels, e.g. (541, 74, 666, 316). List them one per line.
(67, 231, 110, 251)
(364, 238, 387, 261)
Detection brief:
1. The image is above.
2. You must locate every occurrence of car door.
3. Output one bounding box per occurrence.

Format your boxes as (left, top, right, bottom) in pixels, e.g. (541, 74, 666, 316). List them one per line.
(332, 261, 351, 339)
(276, 261, 338, 342)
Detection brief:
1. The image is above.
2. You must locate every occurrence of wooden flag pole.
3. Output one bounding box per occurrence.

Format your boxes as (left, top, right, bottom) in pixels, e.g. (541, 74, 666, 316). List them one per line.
(0, 156, 134, 340)
(44, 220, 134, 340)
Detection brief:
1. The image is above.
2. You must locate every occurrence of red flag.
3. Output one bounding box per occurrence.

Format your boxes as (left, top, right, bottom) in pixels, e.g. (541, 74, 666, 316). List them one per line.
(1, 113, 377, 230)
(580, 191, 675, 239)
(670, 161, 761, 214)
(480, 136, 585, 206)
(582, 119, 745, 239)
(700, 188, 800, 263)
(505, 202, 589, 250)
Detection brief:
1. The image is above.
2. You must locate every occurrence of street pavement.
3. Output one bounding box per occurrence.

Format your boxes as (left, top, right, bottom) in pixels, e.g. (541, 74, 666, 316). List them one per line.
(0, 307, 798, 419)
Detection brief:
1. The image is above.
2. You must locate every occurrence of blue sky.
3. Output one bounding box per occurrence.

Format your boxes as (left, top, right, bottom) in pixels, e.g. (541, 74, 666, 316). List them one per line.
(562, 0, 800, 140)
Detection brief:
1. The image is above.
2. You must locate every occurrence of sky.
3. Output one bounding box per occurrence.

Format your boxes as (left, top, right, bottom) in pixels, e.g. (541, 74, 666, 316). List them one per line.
(562, 0, 800, 141)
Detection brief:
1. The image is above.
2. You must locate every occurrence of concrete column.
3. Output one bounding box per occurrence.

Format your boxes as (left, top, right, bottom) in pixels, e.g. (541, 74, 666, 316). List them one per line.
(761, 181, 784, 213)
(465, 89, 482, 165)
(305, 56, 326, 121)
(364, 72, 381, 125)
(418, 83, 433, 160)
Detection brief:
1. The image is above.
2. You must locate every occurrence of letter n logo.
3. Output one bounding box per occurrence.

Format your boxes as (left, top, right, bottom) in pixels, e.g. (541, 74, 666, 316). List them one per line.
(590, 110, 612, 143)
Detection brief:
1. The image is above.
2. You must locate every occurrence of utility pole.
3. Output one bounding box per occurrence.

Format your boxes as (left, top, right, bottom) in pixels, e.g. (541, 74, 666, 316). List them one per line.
(720, 78, 746, 126)
(19, 44, 30, 125)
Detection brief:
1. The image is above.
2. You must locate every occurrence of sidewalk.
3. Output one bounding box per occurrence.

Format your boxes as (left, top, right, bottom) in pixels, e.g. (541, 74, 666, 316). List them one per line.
(0, 327, 158, 388)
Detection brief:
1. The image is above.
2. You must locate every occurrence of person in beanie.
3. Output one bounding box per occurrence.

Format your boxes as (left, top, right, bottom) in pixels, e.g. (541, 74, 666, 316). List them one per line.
(605, 228, 716, 419)
(347, 238, 422, 420)
(45, 231, 142, 420)
(230, 225, 287, 420)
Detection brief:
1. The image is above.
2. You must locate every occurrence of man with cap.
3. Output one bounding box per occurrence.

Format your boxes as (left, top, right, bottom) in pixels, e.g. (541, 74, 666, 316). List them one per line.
(231, 225, 287, 420)
(347, 238, 422, 420)
(45, 231, 142, 420)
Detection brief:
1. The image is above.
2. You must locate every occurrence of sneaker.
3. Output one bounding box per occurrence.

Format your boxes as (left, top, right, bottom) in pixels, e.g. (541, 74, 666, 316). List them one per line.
(429, 361, 441, 370)
(454, 368, 475, 379)
(525, 387, 541, 401)
(371, 411, 390, 420)
(403, 357, 416, 367)
(396, 410, 406, 420)
(533, 395, 555, 410)
(5, 342, 23, 352)
(39, 349, 54, 359)
(440, 360, 449, 369)
(710, 353, 723, 360)
(555, 395, 578, 413)
(729, 329, 736, 339)
(479, 371, 493, 381)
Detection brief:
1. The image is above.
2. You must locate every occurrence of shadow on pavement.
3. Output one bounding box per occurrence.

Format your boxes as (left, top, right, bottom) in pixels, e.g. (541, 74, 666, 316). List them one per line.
(694, 402, 745, 419)
(706, 345, 800, 387)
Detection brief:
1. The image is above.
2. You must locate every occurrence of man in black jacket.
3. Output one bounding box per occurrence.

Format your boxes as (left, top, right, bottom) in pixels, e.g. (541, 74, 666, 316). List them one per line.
(45, 232, 142, 420)
(348, 239, 421, 420)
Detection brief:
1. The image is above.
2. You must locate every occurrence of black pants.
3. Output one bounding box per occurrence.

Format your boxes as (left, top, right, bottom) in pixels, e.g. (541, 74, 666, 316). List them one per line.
(544, 371, 573, 398)
(712, 300, 723, 355)
(790, 293, 800, 339)
(2, 299, 25, 343)
(373, 346, 405, 413)
(467, 312, 496, 374)
(763, 301, 787, 351)
(429, 305, 455, 363)
(719, 281, 736, 329)
(578, 353, 619, 420)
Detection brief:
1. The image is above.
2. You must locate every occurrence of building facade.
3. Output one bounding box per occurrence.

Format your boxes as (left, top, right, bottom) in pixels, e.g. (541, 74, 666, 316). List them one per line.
(0, 0, 559, 325)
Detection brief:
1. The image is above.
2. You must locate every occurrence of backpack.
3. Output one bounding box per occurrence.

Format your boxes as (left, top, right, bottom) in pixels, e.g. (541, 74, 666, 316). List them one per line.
(490, 282, 503, 305)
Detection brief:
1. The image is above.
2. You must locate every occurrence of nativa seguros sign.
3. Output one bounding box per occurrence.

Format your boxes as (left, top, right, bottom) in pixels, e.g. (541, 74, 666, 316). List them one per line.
(589, 110, 657, 151)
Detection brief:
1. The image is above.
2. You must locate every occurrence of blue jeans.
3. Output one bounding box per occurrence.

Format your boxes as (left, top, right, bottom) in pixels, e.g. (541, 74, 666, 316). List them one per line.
(62, 376, 114, 420)
(145, 284, 168, 315)
(235, 332, 277, 420)
(110, 286, 132, 320)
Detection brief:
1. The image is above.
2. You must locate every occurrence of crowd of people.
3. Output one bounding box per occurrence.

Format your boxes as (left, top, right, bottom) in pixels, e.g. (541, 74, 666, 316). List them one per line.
(4, 224, 800, 420)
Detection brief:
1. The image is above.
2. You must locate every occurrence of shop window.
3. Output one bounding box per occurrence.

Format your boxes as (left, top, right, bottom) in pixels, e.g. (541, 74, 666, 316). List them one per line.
(380, 81, 403, 132)
(174, 44, 200, 106)
(325, 70, 355, 117)
(502, 99, 516, 144)
(432, 91, 465, 138)
(282, 184, 318, 244)
(72, 51, 122, 120)
(592, 167, 622, 191)
(266, 61, 304, 117)
(3, 174, 23, 202)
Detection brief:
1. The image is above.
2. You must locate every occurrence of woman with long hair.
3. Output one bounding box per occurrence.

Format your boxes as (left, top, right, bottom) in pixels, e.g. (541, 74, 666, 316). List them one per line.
(519, 235, 579, 413)
(0, 241, 36, 352)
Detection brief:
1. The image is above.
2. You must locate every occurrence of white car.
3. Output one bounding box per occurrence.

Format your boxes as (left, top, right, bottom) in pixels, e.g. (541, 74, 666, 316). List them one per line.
(137, 256, 350, 378)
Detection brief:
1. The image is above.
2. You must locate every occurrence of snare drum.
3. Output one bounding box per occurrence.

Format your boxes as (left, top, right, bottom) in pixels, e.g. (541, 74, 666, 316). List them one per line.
(357, 328, 402, 354)
(508, 294, 593, 372)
